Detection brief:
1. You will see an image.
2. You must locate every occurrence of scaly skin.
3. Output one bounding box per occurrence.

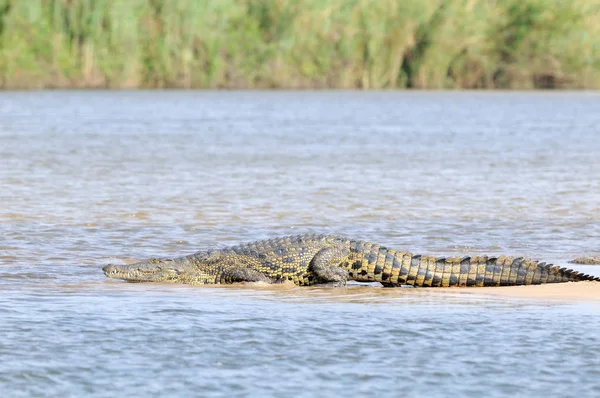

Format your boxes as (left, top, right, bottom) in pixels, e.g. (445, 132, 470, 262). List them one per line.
(103, 234, 600, 287)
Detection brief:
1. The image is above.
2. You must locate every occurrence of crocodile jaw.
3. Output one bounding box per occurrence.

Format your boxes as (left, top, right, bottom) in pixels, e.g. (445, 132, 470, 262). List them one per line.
(103, 259, 184, 282)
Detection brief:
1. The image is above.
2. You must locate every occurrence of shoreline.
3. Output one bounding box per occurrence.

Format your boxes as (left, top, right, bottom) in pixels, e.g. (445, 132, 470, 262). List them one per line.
(2, 88, 600, 92)
(1, 0, 598, 90)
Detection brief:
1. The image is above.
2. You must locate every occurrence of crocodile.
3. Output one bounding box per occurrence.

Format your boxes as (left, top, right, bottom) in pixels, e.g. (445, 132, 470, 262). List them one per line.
(102, 234, 600, 287)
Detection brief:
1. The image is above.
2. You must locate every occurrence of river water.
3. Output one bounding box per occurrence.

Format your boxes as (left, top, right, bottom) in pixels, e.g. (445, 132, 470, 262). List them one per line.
(1, 91, 599, 397)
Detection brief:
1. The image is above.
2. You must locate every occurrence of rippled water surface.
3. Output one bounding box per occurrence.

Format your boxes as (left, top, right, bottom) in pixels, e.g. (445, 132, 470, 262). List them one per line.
(1, 91, 599, 397)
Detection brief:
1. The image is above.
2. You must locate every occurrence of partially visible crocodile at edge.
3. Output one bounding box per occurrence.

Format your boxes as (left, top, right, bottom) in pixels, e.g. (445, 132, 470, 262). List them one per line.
(102, 234, 600, 287)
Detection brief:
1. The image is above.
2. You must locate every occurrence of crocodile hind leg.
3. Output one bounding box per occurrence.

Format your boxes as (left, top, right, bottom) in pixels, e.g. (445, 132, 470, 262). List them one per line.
(220, 268, 272, 284)
(309, 246, 350, 287)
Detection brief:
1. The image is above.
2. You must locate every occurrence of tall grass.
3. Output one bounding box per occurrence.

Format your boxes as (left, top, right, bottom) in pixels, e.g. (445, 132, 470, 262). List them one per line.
(0, 0, 598, 89)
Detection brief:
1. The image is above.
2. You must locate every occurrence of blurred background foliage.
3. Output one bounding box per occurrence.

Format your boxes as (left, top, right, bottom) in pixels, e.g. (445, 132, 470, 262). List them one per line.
(0, 0, 598, 89)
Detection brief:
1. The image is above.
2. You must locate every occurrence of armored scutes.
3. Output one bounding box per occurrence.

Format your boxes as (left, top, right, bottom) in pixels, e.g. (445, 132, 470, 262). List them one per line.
(103, 234, 600, 287)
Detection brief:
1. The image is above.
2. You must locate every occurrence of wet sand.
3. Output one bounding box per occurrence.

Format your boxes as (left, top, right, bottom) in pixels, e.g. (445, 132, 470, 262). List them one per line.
(569, 257, 600, 265)
(450, 281, 600, 302)
(215, 280, 600, 303)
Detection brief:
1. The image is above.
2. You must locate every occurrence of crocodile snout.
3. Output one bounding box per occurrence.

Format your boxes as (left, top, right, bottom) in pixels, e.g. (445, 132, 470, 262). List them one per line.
(103, 264, 118, 276)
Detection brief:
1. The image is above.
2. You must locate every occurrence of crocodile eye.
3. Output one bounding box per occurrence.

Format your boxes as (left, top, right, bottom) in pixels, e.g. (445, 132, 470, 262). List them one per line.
(152, 259, 159, 264)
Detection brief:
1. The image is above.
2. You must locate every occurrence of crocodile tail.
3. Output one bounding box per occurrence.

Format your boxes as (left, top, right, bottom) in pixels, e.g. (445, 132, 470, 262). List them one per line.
(401, 255, 600, 287)
(345, 241, 600, 287)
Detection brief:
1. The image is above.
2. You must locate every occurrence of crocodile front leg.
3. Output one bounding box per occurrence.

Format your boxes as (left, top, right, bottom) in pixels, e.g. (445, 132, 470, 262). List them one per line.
(220, 267, 272, 284)
(309, 246, 351, 286)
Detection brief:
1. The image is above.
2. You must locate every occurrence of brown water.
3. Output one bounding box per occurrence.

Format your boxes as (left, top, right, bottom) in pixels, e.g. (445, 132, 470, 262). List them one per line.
(1, 91, 599, 397)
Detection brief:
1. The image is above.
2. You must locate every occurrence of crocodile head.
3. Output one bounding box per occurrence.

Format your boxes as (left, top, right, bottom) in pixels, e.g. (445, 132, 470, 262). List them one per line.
(103, 258, 185, 282)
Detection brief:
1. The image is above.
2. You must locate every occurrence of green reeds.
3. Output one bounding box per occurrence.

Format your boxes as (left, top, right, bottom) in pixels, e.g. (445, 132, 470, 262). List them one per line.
(0, 0, 598, 89)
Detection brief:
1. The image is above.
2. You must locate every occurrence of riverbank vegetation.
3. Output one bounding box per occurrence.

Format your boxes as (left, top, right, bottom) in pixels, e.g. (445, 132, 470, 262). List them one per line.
(0, 0, 598, 89)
